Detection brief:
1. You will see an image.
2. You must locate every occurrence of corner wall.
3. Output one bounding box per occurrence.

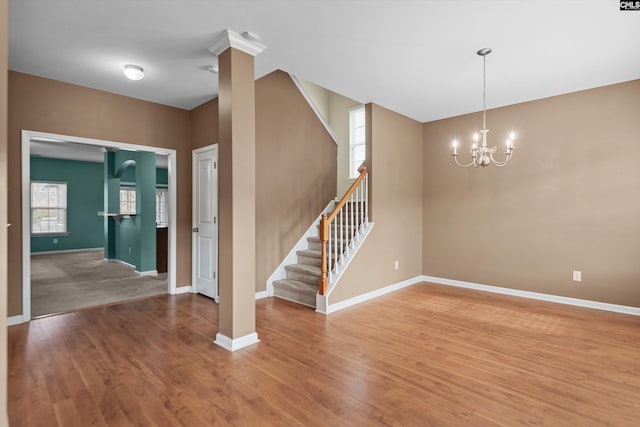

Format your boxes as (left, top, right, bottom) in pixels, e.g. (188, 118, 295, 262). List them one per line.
(331, 103, 423, 303)
(7, 71, 192, 316)
(422, 80, 640, 307)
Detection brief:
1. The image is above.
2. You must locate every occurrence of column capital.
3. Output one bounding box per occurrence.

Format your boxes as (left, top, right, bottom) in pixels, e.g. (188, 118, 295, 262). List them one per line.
(208, 29, 266, 57)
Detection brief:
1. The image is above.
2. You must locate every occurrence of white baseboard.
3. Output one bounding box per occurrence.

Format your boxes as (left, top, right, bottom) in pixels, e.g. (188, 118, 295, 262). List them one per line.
(421, 275, 640, 317)
(107, 258, 136, 269)
(7, 315, 26, 326)
(255, 290, 269, 300)
(319, 275, 423, 315)
(136, 269, 158, 277)
(214, 332, 260, 351)
(173, 286, 193, 295)
(32, 247, 103, 256)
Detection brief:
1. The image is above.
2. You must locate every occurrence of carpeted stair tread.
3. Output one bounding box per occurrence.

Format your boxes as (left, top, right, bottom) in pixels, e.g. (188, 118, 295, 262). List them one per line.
(285, 263, 321, 275)
(272, 279, 317, 308)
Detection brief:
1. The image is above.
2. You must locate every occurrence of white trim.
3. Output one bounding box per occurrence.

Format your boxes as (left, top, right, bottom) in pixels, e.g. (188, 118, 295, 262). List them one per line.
(21, 135, 31, 320)
(31, 247, 103, 256)
(173, 285, 194, 295)
(208, 29, 266, 57)
(421, 276, 640, 317)
(290, 75, 340, 146)
(136, 269, 158, 277)
(318, 275, 422, 315)
(325, 222, 375, 296)
(265, 200, 335, 297)
(22, 130, 179, 321)
(255, 290, 269, 300)
(7, 315, 26, 326)
(108, 258, 136, 269)
(214, 332, 260, 351)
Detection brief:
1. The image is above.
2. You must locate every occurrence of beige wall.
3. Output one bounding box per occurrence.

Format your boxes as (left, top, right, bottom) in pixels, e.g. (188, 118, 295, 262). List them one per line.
(331, 103, 423, 303)
(7, 72, 192, 316)
(422, 79, 640, 307)
(1, 0, 9, 421)
(293, 77, 361, 196)
(190, 98, 219, 150)
(255, 71, 337, 292)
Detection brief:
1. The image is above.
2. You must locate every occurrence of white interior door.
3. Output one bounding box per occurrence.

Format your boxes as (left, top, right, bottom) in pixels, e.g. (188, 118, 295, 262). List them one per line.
(192, 145, 218, 300)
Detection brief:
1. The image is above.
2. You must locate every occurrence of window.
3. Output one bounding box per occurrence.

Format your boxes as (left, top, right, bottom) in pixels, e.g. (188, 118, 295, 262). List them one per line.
(31, 181, 67, 235)
(120, 187, 136, 215)
(349, 106, 366, 178)
(156, 188, 168, 227)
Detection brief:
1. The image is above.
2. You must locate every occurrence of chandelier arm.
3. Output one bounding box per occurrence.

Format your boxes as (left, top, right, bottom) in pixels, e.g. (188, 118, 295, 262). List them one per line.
(488, 150, 510, 167)
(453, 156, 476, 168)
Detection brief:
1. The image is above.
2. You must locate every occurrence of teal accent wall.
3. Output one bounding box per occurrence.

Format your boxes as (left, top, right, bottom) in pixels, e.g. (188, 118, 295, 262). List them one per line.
(31, 157, 104, 252)
(156, 167, 168, 186)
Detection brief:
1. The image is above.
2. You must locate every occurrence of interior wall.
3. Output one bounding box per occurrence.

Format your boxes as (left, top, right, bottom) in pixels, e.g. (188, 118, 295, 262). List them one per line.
(190, 70, 337, 293)
(0, 0, 9, 421)
(331, 103, 423, 303)
(7, 71, 191, 317)
(30, 157, 104, 253)
(422, 79, 640, 307)
(255, 71, 337, 292)
(297, 77, 330, 122)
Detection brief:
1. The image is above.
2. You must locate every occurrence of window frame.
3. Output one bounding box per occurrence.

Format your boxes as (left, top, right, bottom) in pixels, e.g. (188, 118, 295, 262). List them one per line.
(156, 187, 169, 228)
(119, 186, 137, 215)
(30, 180, 68, 236)
(349, 105, 366, 179)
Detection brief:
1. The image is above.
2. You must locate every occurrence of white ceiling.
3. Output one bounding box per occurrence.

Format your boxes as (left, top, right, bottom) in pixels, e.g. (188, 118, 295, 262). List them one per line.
(8, 1, 640, 123)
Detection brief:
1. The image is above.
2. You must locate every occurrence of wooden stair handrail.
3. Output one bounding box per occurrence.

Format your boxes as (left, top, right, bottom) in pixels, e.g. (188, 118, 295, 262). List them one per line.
(318, 167, 367, 295)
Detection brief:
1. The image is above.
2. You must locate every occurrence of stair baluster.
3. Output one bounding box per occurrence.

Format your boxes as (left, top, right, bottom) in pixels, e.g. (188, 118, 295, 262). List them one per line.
(318, 167, 368, 296)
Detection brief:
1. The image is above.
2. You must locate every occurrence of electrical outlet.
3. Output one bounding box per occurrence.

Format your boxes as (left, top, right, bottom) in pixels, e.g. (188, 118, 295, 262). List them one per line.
(572, 270, 582, 282)
(53, 238, 58, 244)
(128, 246, 132, 254)
(394, 260, 399, 270)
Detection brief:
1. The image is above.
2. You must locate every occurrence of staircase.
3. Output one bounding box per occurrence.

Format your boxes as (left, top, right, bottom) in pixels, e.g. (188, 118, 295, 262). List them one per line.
(272, 167, 369, 309)
(272, 237, 324, 308)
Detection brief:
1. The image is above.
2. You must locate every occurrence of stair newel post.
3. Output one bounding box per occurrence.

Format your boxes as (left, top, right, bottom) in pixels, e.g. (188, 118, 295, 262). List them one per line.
(319, 214, 329, 295)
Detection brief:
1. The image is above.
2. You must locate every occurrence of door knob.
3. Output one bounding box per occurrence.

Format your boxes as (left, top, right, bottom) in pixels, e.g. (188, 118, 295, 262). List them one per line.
(193, 227, 199, 232)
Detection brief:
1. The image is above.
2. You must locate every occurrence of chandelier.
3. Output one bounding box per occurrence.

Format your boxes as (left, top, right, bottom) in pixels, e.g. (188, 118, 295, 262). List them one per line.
(452, 48, 515, 167)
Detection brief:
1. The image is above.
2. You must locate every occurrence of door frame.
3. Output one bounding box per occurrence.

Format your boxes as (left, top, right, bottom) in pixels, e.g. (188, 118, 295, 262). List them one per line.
(21, 130, 178, 321)
(191, 144, 219, 302)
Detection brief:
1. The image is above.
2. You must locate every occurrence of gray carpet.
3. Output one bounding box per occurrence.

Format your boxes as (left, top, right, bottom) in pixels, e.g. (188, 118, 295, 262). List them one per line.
(31, 250, 167, 317)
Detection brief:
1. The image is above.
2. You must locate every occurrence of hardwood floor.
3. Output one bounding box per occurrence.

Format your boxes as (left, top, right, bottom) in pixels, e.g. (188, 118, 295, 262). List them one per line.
(8, 283, 640, 426)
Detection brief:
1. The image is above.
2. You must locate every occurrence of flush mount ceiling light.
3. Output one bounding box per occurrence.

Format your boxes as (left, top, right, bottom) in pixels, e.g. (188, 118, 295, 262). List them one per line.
(123, 64, 144, 81)
(451, 48, 516, 168)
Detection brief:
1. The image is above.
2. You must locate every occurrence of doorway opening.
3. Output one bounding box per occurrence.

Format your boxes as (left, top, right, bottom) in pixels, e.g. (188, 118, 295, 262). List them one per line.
(21, 130, 178, 320)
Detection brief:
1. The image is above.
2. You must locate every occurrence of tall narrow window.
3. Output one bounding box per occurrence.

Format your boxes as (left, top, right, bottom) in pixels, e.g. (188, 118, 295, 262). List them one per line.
(120, 187, 136, 215)
(31, 181, 67, 235)
(156, 188, 168, 227)
(349, 106, 366, 178)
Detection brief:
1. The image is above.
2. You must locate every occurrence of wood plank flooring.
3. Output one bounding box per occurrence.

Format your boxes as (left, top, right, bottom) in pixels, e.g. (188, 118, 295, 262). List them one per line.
(8, 283, 640, 426)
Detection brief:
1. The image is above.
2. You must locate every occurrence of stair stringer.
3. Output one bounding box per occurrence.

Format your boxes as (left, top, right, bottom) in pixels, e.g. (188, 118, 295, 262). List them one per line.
(265, 200, 335, 296)
(315, 222, 375, 314)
